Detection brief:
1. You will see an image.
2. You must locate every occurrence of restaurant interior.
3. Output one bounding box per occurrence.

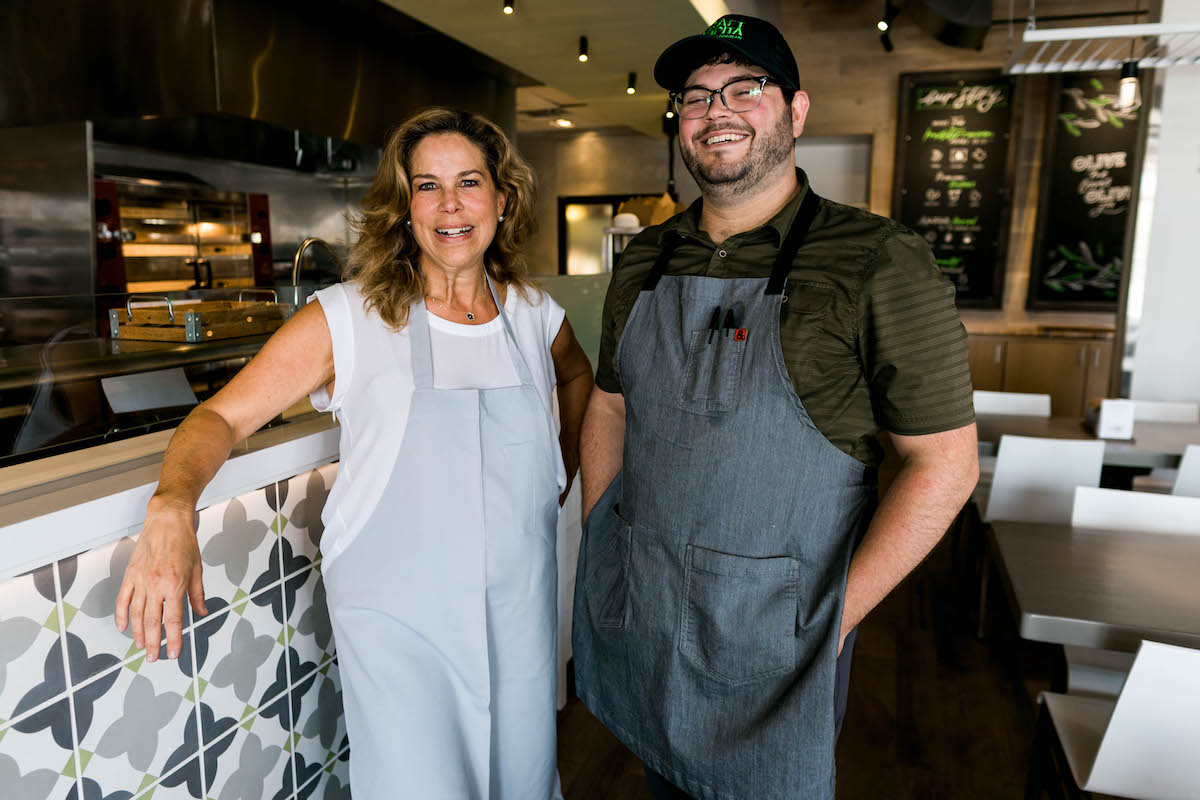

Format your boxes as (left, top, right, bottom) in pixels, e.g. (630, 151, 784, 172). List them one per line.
(1, 0, 1199, 798)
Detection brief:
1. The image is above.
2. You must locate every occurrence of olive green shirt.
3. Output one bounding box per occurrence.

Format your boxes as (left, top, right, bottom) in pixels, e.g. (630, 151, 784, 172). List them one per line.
(596, 175, 975, 466)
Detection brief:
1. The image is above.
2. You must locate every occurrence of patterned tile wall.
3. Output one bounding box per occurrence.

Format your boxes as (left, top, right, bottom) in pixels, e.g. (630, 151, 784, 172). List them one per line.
(0, 462, 347, 800)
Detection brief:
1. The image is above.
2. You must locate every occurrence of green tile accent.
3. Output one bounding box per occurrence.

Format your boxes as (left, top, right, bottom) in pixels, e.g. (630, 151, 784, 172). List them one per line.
(325, 760, 335, 773)
(44, 609, 60, 633)
(242, 718, 254, 732)
(279, 514, 289, 531)
(293, 732, 302, 749)
(269, 518, 280, 534)
(184, 684, 195, 702)
(0, 728, 7, 746)
(61, 603, 79, 629)
(141, 788, 156, 800)
(126, 642, 142, 659)
(127, 655, 145, 673)
(319, 664, 330, 677)
(276, 630, 287, 647)
(283, 736, 293, 754)
(287, 625, 297, 641)
(234, 601, 248, 617)
(242, 703, 256, 721)
(62, 754, 76, 778)
(232, 588, 249, 603)
(139, 773, 158, 792)
(198, 678, 209, 698)
(79, 749, 93, 773)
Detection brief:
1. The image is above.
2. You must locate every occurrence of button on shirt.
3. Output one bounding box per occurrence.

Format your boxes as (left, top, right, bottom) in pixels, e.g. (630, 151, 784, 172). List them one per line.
(596, 173, 975, 467)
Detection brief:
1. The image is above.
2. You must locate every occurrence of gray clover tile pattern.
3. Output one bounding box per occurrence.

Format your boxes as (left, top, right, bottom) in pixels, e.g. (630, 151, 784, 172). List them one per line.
(197, 587, 285, 730)
(196, 485, 281, 607)
(0, 467, 349, 800)
(204, 709, 290, 800)
(0, 719, 77, 800)
(0, 566, 63, 722)
(279, 464, 338, 564)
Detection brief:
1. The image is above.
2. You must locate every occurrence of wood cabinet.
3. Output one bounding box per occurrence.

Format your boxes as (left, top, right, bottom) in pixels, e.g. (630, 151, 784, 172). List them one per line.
(968, 334, 1114, 416)
(967, 336, 1007, 391)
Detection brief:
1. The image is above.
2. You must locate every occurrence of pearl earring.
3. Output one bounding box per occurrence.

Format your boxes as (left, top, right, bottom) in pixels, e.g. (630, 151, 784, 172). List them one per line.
(405, 219, 411, 226)
(498, 215, 505, 222)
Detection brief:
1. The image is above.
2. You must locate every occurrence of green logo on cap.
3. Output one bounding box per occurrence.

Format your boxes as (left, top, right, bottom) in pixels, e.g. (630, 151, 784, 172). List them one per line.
(705, 18, 744, 39)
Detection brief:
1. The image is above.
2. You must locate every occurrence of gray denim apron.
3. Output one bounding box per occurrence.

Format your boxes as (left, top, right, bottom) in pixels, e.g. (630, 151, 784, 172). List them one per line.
(573, 189, 875, 800)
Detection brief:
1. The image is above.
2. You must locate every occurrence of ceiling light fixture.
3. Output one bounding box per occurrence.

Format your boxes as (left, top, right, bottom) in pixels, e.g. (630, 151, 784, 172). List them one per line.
(578, 36, 589, 63)
(553, 118, 574, 128)
(502, 0, 513, 14)
(878, 1, 899, 32)
(627, 72, 637, 95)
(1116, 0, 1143, 110)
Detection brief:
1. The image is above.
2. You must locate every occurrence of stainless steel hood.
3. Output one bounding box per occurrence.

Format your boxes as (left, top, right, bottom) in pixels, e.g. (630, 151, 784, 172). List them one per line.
(0, 0, 533, 151)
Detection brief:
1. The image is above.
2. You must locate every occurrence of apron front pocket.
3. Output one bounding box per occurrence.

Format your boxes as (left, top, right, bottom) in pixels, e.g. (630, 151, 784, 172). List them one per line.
(679, 544, 800, 686)
(582, 502, 632, 630)
(677, 329, 747, 414)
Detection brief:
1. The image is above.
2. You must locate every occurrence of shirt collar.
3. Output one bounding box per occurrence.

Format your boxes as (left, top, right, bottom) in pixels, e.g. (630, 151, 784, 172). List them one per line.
(662, 168, 812, 246)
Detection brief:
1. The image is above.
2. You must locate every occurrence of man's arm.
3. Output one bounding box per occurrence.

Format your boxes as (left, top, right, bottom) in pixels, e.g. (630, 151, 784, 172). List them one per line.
(837, 422, 979, 652)
(580, 387, 626, 521)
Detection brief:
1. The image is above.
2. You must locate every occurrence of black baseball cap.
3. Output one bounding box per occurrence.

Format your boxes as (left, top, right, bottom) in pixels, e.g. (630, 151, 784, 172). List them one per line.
(654, 14, 800, 93)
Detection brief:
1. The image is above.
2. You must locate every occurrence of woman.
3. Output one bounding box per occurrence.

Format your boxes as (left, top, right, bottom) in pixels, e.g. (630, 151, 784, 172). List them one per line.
(115, 108, 593, 799)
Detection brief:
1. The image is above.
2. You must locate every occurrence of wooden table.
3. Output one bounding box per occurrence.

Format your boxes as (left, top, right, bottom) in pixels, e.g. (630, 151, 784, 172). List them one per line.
(975, 415, 1200, 469)
(989, 520, 1200, 653)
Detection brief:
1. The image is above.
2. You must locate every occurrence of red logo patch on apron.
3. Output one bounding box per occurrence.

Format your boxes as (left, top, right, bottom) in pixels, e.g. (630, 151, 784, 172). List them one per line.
(734, 329, 748, 341)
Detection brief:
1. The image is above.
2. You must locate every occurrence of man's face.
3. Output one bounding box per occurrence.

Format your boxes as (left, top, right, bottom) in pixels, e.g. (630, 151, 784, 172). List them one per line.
(677, 60, 808, 196)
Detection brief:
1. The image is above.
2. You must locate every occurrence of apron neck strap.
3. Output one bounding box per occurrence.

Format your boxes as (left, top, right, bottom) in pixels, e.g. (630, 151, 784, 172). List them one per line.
(638, 187, 822, 296)
(407, 274, 535, 390)
(766, 187, 821, 296)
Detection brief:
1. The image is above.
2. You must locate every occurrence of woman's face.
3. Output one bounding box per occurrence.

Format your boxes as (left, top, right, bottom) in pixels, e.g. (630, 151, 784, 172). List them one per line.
(408, 132, 506, 276)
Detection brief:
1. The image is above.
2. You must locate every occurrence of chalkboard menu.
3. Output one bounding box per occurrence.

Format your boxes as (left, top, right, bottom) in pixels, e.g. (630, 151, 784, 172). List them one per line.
(1028, 72, 1145, 311)
(893, 71, 1015, 308)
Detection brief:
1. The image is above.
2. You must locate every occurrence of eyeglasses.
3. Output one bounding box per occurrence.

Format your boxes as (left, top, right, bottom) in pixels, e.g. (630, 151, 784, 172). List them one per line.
(671, 76, 776, 120)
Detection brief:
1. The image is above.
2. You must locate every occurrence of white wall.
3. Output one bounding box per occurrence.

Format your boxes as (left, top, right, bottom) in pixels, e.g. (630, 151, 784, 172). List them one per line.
(1130, 3, 1200, 402)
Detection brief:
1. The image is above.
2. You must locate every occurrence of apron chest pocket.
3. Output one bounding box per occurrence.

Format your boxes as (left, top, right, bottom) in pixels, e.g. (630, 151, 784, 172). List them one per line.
(679, 545, 800, 687)
(678, 329, 747, 414)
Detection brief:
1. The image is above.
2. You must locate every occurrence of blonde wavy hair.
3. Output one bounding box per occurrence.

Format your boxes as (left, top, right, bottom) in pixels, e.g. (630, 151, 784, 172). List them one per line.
(345, 107, 537, 329)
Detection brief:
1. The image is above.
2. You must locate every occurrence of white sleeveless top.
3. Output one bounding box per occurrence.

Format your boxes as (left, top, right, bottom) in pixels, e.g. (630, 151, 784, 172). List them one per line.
(308, 281, 567, 567)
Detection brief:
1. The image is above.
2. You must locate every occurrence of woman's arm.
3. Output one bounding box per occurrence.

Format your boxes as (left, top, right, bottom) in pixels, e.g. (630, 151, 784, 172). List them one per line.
(550, 317, 593, 505)
(115, 300, 336, 663)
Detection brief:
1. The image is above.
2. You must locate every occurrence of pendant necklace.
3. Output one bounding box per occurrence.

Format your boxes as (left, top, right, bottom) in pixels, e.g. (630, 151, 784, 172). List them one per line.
(427, 293, 477, 321)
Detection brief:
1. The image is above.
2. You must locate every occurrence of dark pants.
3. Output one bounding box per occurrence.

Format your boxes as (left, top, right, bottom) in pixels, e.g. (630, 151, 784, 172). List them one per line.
(645, 628, 859, 800)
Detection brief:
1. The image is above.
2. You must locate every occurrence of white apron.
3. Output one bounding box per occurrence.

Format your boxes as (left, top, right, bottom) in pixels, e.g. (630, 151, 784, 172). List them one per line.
(324, 281, 563, 799)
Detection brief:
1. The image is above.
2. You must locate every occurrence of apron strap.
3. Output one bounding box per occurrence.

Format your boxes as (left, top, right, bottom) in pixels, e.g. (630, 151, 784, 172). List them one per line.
(639, 186, 821, 297)
(639, 230, 681, 292)
(765, 187, 821, 296)
(407, 296, 435, 390)
(486, 275, 536, 388)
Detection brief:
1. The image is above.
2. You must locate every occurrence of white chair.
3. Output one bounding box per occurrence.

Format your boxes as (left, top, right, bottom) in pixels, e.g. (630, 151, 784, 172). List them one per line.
(984, 436, 1106, 525)
(975, 436, 1106, 640)
(1031, 640, 1200, 799)
(973, 390, 1053, 417)
(1071, 486, 1200, 536)
(1129, 405, 1199, 494)
(1173, 445, 1200, 498)
(1132, 401, 1200, 424)
(1063, 487, 1200, 698)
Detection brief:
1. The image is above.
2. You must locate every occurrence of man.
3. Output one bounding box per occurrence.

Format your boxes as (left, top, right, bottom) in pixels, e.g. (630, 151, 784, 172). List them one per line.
(572, 14, 979, 800)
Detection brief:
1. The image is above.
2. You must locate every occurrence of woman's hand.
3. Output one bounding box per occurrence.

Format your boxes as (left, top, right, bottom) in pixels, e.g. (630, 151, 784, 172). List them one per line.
(115, 496, 208, 662)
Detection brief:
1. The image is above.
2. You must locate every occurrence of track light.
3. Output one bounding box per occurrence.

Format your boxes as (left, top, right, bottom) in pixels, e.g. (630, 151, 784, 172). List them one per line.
(553, 118, 574, 128)
(502, 0, 513, 14)
(878, 2, 898, 34)
(578, 36, 589, 63)
(627, 72, 637, 95)
(1117, 60, 1142, 110)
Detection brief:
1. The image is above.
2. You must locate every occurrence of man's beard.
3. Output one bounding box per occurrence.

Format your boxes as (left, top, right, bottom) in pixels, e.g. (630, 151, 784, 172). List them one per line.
(680, 109, 795, 197)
